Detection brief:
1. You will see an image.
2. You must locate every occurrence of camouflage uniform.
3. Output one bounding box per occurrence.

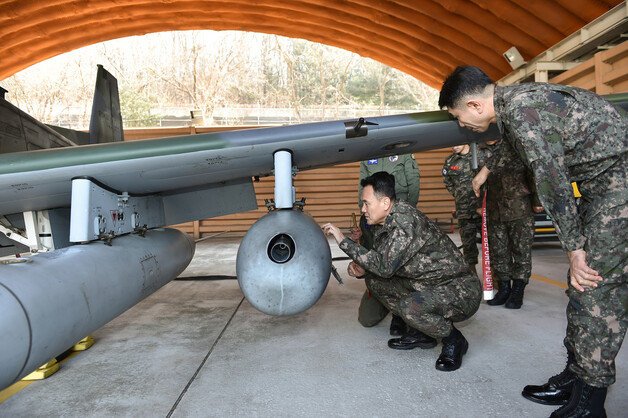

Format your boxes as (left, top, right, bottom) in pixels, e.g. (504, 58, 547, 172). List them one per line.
(340, 200, 481, 338)
(485, 142, 535, 284)
(442, 150, 483, 266)
(357, 154, 421, 327)
(487, 83, 627, 387)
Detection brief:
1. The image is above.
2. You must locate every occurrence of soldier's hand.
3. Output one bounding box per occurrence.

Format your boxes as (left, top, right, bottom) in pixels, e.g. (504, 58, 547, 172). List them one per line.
(348, 227, 362, 242)
(472, 166, 490, 197)
(568, 249, 603, 292)
(347, 261, 366, 278)
(322, 223, 345, 244)
(533, 206, 544, 213)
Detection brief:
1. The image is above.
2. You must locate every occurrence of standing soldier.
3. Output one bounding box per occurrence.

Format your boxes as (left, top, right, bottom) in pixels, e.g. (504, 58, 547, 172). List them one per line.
(358, 154, 420, 210)
(442, 144, 483, 270)
(354, 154, 420, 335)
(483, 141, 540, 309)
(439, 66, 626, 417)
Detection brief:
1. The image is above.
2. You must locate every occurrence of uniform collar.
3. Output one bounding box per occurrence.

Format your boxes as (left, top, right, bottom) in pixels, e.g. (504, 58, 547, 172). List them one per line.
(383, 200, 409, 225)
(374, 200, 411, 239)
(378, 201, 400, 231)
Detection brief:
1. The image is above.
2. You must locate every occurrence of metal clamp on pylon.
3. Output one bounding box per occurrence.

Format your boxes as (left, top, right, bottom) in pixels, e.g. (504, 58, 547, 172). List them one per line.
(69, 177, 165, 243)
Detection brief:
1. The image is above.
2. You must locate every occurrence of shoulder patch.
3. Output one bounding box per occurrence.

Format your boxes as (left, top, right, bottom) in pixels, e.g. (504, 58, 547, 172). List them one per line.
(388, 155, 399, 162)
(367, 159, 379, 165)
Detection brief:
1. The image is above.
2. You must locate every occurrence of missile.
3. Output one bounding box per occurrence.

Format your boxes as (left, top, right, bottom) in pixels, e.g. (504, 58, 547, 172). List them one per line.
(0, 228, 194, 389)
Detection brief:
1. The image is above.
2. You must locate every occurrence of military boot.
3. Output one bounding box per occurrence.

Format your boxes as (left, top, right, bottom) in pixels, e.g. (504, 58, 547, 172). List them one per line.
(486, 280, 511, 306)
(505, 280, 526, 309)
(550, 377, 607, 418)
(389, 314, 406, 336)
(522, 349, 576, 405)
(435, 326, 468, 372)
(388, 326, 437, 350)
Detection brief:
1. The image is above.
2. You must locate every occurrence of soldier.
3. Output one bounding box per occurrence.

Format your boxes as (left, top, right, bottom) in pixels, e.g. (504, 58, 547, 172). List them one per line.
(358, 154, 420, 209)
(323, 172, 481, 372)
(442, 144, 483, 270)
(483, 140, 540, 309)
(354, 154, 420, 335)
(439, 66, 626, 417)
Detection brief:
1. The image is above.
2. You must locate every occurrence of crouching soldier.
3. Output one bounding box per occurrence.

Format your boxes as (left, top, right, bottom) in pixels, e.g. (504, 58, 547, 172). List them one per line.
(355, 153, 421, 335)
(323, 172, 481, 371)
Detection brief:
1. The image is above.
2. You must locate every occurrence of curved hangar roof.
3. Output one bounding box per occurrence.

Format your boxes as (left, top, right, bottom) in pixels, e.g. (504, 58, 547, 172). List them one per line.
(0, 0, 622, 87)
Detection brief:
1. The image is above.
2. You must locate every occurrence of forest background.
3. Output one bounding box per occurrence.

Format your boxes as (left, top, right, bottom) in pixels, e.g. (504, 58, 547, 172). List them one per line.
(1, 31, 439, 128)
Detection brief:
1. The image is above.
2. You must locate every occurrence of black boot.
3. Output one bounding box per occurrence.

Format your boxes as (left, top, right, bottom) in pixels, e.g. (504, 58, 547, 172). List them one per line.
(435, 326, 468, 372)
(505, 280, 526, 309)
(389, 314, 406, 336)
(388, 326, 437, 350)
(522, 350, 576, 405)
(487, 280, 511, 306)
(550, 377, 607, 418)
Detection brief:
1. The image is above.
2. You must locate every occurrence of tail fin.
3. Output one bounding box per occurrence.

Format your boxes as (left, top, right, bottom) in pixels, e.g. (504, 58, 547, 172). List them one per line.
(89, 65, 123, 144)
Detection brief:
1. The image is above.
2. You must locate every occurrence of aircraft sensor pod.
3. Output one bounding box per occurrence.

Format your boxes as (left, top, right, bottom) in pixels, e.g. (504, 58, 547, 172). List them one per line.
(236, 210, 331, 316)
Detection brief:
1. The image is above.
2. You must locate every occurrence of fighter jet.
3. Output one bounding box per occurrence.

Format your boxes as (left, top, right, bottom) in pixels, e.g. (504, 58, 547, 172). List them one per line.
(0, 66, 624, 391)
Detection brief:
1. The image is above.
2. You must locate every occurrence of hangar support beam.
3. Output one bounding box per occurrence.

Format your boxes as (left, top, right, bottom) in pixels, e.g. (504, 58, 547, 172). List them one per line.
(500, 2, 627, 85)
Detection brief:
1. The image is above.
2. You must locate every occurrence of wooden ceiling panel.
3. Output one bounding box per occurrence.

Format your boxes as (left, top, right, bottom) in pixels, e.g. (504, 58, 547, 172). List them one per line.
(555, 0, 618, 21)
(471, 0, 566, 43)
(0, 0, 622, 88)
(511, 0, 586, 31)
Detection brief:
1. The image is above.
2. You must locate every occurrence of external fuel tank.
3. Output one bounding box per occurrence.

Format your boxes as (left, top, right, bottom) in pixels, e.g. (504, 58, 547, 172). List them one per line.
(0, 228, 194, 389)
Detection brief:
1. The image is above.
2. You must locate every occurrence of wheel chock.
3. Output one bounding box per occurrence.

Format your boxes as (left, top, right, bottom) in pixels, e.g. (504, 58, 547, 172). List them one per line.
(21, 359, 60, 381)
(73, 336, 94, 351)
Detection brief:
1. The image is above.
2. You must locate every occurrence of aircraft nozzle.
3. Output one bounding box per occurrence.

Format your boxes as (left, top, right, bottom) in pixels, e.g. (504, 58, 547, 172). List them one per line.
(268, 233, 295, 264)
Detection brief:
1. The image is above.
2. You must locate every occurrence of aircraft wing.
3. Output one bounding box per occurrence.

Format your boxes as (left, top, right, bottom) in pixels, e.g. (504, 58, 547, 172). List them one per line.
(4, 91, 623, 234)
(0, 110, 496, 224)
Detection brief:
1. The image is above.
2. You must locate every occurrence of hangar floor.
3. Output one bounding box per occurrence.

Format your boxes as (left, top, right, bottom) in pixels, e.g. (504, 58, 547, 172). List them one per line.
(1, 234, 626, 417)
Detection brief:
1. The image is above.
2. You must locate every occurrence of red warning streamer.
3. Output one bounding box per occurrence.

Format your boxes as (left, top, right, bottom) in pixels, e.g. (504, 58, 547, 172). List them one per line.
(481, 190, 494, 300)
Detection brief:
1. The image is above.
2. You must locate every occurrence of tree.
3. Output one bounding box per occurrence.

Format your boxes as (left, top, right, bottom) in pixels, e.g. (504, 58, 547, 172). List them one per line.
(1, 31, 439, 127)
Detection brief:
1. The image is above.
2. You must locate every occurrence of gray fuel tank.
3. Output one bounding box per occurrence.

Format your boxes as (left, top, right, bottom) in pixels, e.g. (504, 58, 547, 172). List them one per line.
(0, 228, 194, 390)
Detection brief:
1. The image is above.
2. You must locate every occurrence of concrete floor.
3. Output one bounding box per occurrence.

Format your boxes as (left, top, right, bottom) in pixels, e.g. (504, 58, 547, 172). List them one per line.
(1, 234, 626, 417)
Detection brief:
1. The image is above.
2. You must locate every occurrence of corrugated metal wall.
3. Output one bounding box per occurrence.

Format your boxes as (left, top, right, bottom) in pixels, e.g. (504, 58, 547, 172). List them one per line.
(1, 0, 622, 86)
